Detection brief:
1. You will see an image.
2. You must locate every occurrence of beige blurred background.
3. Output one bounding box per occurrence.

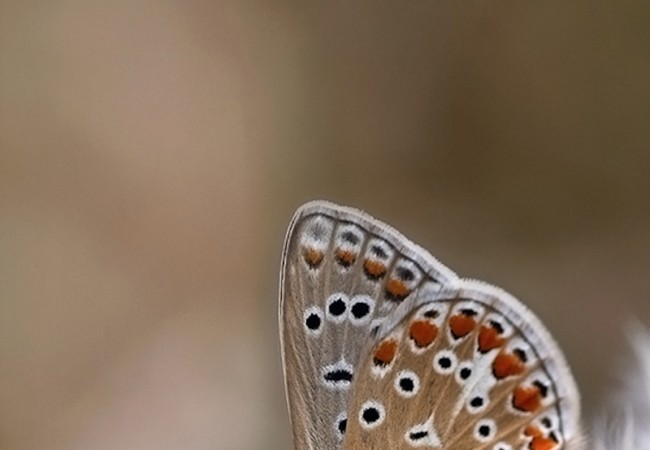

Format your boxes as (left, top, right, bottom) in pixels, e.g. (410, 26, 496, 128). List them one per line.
(1, 2, 649, 449)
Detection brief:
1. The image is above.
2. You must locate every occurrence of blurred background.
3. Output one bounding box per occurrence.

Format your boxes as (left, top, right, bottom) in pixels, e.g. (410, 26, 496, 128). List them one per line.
(1, 2, 649, 449)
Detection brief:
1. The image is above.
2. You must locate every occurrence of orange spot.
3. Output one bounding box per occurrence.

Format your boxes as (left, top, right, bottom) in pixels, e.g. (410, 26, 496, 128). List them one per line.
(449, 314, 476, 339)
(335, 249, 356, 267)
(478, 325, 505, 353)
(524, 426, 558, 450)
(303, 247, 324, 269)
(513, 385, 542, 413)
(373, 339, 398, 366)
(524, 425, 543, 438)
(409, 320, 438, 348)
(530, 436, 558, 450)
(492, 352, 526, 380)
(385, 278, 410, 302)
(363, 259, 387, 280)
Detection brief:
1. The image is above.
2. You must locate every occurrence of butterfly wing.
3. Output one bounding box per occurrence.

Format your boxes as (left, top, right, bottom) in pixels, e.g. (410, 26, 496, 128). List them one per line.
(342, 283, 583, 449)
(279, 201, 458, 449)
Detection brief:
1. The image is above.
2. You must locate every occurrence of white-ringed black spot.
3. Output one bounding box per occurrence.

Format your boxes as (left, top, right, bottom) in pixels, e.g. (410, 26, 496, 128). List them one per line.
(359, 400, 385, 430)
(394, 370, 420, 398)
(410, 430, 429, 440)
(306, 314, 321, 330)
(396, 266, 415, 281)
(473, 419, 496, 443)
(334, 412, 347, 440)
(329, 299, 346, 316)
(352, 302, 369, 318)
(325, 293, 349, 324)
(370, 244, 388, 259)
(400, 378, 414, 391)
(404, 417, 441, 447)
(492, 443, 512, 450)
(541, 416, 553, 429)
(341, 230, 360, 245)
(303, 306, 324, 336)
(363, 408, 379, 422)
(321, 359, 354, 390)
(349, 295, 375, 326)
(323, 369, 353, 383)
(433, 350, 457, 375)
(467, 395, 488, 414)
(455, 361, 473, 384)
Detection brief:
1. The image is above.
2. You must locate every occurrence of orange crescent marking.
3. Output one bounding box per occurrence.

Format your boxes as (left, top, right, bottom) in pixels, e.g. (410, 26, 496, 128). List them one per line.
(335, 249, 356, 267)
(409, 320, 438, 348)
(363, 259, 387, 279)
(302, 247, 324, 268)
(385, 278, 411, 301)
(449, 314, 476, 338)
(478, 325, 506, 353)
(373, 339, 398, 366)
(492, 352, 526, 380)
(513, 385, 542, 413)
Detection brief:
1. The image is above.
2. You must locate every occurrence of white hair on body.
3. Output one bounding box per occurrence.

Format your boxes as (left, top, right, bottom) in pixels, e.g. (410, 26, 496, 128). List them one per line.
(593, 323, 650, 450)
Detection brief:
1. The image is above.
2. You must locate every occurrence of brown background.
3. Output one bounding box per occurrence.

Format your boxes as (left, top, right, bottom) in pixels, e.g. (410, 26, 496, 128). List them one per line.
(1, 2, 649, 449)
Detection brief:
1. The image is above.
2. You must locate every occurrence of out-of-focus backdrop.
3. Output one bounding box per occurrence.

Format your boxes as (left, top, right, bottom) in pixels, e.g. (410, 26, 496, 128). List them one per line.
(1, 2, 649, 449)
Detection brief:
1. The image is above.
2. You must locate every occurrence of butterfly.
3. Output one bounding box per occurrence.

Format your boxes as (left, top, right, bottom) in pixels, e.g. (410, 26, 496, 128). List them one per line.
(279, 201, 584, 449)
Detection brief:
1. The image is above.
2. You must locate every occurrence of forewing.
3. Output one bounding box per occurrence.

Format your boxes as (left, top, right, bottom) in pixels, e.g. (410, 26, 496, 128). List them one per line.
(279, 201, 458, 449)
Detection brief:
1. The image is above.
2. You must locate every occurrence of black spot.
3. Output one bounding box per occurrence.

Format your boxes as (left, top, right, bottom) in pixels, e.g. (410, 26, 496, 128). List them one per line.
(533, 380, 549, 398)
(370, 245, 388, 259)
(549, 431, 559, 443)
(362, 407, 380, 424)
(513, 348, 528, 363)
(438, 357, 451, 369)
(541, 417, 552, 428)
(461, 308, 477, 317)
(338, 418, 347, 434)
(396, 266, 415, 281)
(305, 313, 321, 331)
(329, 298, 346, 316)
(423, 309, 439, 319)
(399, 377, 415, 392)
(341, 231, 360, 245)
(470, 397, 484, 408)
(489, 320, 504, 334)
(324, 369, 353, 383)
(370, 325, 380, 337)
(409, 430, 429, 440)
(351, 302, 370, 319)
(460, 367, 472, 380)
(478, 424, 491, 437)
